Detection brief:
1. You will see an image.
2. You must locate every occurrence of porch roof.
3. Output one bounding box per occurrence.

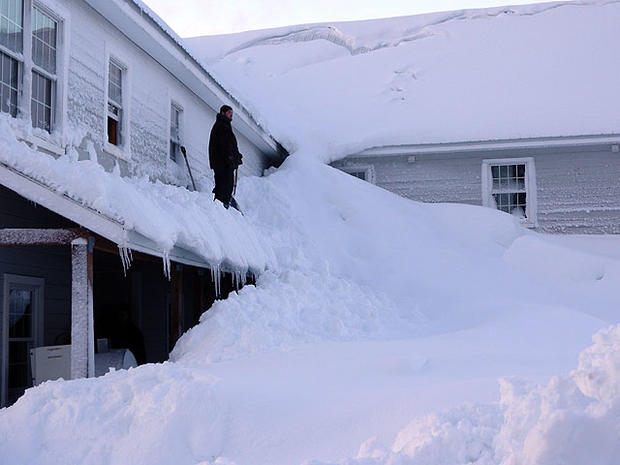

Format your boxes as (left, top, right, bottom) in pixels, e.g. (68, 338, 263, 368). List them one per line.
(0, 128, 275, 276)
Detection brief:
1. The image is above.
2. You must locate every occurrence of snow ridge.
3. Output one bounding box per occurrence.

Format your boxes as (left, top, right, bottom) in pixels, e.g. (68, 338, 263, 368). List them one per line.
(223, 1, 620, 58)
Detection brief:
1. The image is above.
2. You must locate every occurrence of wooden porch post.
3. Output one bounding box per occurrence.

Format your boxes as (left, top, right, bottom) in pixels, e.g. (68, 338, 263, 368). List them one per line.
(70, 237, 95, 379)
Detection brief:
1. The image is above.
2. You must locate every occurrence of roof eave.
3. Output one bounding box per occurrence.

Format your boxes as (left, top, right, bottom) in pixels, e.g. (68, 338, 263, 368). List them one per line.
(83, 0, 281, 157)
(350, 133, 620, 158)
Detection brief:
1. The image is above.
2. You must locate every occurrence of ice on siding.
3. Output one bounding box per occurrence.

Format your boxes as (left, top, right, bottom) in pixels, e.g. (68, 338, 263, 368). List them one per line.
(0, 116, 275, 275)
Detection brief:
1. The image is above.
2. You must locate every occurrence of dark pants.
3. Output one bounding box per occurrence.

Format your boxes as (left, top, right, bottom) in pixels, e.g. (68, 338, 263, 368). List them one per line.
(213, 167, 235, 207)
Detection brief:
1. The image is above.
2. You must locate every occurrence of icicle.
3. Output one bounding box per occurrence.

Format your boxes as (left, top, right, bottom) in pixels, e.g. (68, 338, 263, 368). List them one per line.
(162, 250, 171, 280)
(214, 264, 221, 298)
(117, 244, 133, 276)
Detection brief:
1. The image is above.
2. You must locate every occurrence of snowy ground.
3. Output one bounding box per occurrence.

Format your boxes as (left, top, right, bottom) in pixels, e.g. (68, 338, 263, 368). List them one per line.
(1, 2, 620, 464)
(1, 147, 619, 465)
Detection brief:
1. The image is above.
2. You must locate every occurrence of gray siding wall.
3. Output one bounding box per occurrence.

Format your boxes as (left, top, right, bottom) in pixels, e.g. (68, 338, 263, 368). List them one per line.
(333, 143, 620, 234)
(51, 0, 268, 183)
(0, 186, 74, 390)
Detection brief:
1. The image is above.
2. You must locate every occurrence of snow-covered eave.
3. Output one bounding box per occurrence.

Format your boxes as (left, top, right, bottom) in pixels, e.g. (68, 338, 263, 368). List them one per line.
(0, 162, 234, 273)
(350, 133, 620, 158)
(82, 0, 283, 159)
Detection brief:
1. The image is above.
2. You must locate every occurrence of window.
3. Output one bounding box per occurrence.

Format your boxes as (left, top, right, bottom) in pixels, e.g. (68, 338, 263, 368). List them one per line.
(107, 60, 123, 146)
(482, 157, 537, 226)
(0, 0, 23, 53)
(29, 6, 57, 132)
(341, 164, 376, 184)
(0, 0, 23, 118)
(0, 51, 18, 116)
(169, 104, 182, 162)
(0, 2, 60, 133)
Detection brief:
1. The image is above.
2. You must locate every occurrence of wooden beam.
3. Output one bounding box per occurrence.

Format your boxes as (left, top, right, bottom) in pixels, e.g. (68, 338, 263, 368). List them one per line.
(0, 228, 87, 246)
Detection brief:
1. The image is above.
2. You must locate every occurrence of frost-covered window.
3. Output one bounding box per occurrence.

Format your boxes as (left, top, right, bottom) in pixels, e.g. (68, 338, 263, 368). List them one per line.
(491, 164, 526, 215)
(0, 51, 18, 116)
(0, 0, 23, 53)
(30, 7, 57, 132)
(107, 60, 123, 146)
(0, 0, 22, 117)
(348, 170, 367, 180)
(482, 157, 537, 227)
(169, 104, 182, 162)
(341, 165, 376, 184)
(0, 2, 63, 132)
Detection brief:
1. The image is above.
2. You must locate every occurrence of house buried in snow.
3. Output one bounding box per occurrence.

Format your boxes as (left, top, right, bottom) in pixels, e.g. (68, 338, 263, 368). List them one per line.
(0, 0, 285, 407)
(330, 1, 620, 234)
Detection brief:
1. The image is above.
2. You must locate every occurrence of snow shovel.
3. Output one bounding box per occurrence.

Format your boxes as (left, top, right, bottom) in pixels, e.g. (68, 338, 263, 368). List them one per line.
(180, 146, 197, 191)
(230, 167, 243, 214)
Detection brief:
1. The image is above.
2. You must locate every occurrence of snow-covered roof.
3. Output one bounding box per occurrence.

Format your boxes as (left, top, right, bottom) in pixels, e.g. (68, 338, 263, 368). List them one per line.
(83, 0, 283, 158)
(0, 119, 275, 275)
(186, 0, 620, 162)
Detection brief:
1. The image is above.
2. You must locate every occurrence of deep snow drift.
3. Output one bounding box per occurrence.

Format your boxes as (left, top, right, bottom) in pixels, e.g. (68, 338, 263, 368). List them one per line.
(186, 0, 620, 161)
(1, 1, 620, 464)
(1, 132, 619, 464)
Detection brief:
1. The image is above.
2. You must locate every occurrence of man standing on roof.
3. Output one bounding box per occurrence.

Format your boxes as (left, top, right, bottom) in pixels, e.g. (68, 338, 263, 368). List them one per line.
(209, 104, 243, 211)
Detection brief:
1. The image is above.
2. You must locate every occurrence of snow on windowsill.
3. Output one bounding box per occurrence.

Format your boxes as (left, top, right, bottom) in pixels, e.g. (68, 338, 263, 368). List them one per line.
(103, 141, 131, 162)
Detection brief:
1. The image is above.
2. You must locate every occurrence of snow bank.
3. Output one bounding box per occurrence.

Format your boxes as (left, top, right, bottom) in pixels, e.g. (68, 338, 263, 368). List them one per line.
(504, 234, 607, 282)
(2, 102, 620, 463)
(311, 324, 620, 465)
(186, 1, 620, 161)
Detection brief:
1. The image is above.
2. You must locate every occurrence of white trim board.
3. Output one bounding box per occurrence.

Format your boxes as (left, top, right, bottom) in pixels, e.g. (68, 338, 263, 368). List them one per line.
(353, 134, 620, 158)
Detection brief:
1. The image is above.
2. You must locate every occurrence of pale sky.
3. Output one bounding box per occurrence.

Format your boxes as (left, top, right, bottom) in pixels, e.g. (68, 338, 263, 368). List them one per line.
(141, 0, 547, 37)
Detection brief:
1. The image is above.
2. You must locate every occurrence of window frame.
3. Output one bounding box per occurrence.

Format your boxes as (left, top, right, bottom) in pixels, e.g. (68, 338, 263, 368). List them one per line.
(481, 157, 537, 227)
(103, 54, 130, 160)
(29, 3, 58, 133)
(1, 274, 45, 408)
(106, 58, 124, 147)
(0, 49, 21, 117)
(0, 0, 66, 139)
(169, 102, 183, 163)
(340, 164, 376, 184)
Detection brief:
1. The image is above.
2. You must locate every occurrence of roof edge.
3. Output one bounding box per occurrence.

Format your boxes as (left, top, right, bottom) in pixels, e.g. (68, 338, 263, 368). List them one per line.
(350, 133, 620, 158)
(83, 0, 282, 156)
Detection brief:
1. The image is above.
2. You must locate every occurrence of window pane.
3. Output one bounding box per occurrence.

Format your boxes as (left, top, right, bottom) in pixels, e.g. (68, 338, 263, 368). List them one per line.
(31, 71, 53, 131)
(32, 7, 57, 74)
(0, 51, 18, 116)
(9, 288, 33, 338)
(107, 104, 122, 145)
(108, 61, 123, 105)
(170, 141, 178, 162)
(0, 0, 23, 53)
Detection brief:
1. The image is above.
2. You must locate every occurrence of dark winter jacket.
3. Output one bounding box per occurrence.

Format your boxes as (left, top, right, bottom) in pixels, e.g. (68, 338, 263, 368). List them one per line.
(208, 113, 243, 170)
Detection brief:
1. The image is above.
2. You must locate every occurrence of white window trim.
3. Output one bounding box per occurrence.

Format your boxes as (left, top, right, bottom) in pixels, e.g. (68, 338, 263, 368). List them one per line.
(0, 0, 68, 146)
(169, 101, 183, 163)
(1, 274, 45, 407)
(341, 164, 376, 184)
(103, 53, 130, 161)
(482, 157, 538, 227)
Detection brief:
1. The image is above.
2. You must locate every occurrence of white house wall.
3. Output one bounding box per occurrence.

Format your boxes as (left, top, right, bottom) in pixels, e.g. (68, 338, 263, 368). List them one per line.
(334, 143, 620, 234)
(64, 0, 266, 185)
